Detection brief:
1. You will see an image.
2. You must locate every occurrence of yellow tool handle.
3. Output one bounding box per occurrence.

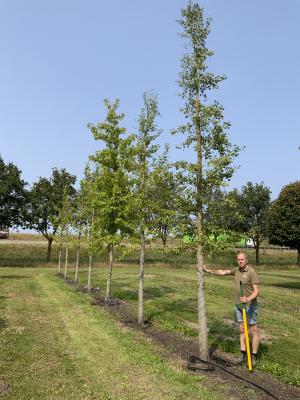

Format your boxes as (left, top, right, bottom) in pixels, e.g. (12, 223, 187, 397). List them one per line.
(242, 308, 252, 371)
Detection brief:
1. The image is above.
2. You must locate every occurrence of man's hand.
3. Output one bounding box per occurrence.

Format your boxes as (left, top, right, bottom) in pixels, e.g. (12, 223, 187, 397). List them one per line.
(240, 296, 248, 303)
(202, 264, 208, 272)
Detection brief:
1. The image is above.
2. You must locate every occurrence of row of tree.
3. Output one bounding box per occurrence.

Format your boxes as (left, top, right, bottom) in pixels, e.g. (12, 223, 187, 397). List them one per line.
(1, 0, 299, 362)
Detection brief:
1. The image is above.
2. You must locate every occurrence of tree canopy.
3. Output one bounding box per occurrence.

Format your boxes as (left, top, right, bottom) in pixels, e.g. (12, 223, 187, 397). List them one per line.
(0, 156, 27, 230)
(26, 168, 76, 262)
(269, 181, 300, 265)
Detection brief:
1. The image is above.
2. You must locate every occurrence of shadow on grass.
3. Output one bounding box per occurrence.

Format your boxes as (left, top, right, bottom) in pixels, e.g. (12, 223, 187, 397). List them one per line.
(270, 282, 300, 290)
(113, 285, 176, 301)
(208, 318, 270, 358)
(0, 274, 29, 279)
(0, 319, 8, 329)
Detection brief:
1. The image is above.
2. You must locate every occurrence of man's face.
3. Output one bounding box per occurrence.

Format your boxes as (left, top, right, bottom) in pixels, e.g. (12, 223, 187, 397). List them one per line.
(237, 253, 247, 269)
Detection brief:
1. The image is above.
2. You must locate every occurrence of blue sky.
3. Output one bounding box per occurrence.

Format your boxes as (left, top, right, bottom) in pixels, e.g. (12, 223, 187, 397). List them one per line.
(0, 0, 299, 199)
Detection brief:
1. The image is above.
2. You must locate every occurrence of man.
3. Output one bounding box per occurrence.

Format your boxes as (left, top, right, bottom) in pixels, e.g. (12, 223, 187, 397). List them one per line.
(203, 251, 260, 367)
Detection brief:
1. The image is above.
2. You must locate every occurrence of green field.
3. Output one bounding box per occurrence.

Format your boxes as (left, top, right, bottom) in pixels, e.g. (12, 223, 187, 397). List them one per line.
(0, 267, 218, 400)
(0, 239, 300, 399)
(72, 263, 300, 386)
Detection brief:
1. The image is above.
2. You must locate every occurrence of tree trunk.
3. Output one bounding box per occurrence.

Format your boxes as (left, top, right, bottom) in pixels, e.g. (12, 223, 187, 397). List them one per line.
(58, 247, 62, 274)
(255, 244, 260, 265)
(64, 242, 68, 279)
(297, 249, 300, 266)
(197, 238, 208, 361)
(105, 244, 113, 302)
(47, 237, 53, 263)
(138, 231, 145, 325)
(162, 236, 167, 263)
(195, 97, 209, 362)
(87, 254, 92, 292)
(75, 246, 80, 283)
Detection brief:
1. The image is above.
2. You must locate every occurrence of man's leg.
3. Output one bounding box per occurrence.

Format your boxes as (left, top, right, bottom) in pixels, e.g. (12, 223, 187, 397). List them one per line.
(249, 324, 260, 366)
(250, 324, 260, 353)
(232, 322, 247, 365)
(239, 322, 246, 351)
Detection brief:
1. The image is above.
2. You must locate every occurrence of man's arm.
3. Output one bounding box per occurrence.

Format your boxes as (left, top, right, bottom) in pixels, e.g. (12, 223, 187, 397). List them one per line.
(203, 264, 234, 276)
(240, 283, 259, 303)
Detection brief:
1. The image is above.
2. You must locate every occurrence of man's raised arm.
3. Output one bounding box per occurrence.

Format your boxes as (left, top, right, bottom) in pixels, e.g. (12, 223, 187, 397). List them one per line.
(203, 264, 234, 276)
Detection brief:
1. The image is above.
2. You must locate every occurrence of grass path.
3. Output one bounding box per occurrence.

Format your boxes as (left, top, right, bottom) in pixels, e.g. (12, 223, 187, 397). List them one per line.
(0, 268, 217, 400)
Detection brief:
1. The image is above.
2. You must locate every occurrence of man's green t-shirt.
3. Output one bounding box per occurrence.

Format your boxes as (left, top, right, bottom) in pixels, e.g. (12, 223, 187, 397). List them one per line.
(234, 265, 259, 305)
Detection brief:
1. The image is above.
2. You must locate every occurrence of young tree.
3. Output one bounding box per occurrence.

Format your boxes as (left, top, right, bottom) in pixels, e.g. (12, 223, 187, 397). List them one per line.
(58, 189, 74, 279)
(27, 168, 76, 262)
(0, 156, 27, 231)
(73, 187, 89, 284)
(133, 91, 161, 325)
(269, 181, 300, 265)
(173, 1, 239, 361)
(233, 182, 271, 265)
(88, 99, 135, 301)
(149, 148, 189, 255)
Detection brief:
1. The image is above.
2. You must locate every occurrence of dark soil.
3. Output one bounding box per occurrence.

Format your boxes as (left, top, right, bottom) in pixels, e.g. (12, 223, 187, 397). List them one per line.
(60, 276, 300, 400)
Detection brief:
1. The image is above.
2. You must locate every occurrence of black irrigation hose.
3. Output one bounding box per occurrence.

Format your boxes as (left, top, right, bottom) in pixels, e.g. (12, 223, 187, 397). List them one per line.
(187, 356, 280, 400)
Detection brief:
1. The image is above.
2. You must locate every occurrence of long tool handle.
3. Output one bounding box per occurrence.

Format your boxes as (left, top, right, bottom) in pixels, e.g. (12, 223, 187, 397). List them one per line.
(242, 308, 253, 371)
(240, 281, 252, 371)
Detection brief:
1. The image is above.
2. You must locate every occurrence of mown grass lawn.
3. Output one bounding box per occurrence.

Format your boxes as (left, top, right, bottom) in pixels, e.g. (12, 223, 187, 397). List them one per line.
(0, 267, 219, 400)
(72, 263, 300, 386)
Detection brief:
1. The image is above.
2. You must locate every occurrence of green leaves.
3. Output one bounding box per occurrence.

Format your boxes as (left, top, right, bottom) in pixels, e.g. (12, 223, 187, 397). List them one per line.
(87, 99, 135, 247)
(269, 181, 300, 256)
(174, 1, 240, 255)
(27, 168, 76, 239)
(0, 156, 27, 229)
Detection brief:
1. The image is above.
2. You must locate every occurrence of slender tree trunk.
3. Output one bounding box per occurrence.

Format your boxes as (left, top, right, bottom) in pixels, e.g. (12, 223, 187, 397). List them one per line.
(162, 235, 167, 263)
(75, 246, 80, 283)
(138, 231, 145, 325)
(87, 210, 94, 293)
(255, 243, 260, 265)
(105, 244, 113, 302)
(297, 249, 300, 266)
(64, 241, 68, 279)
(58, 246, 62, 274)
(87, 254, 92, 292)
(195, 97, 209, 362)
(47, 237, 53, 263)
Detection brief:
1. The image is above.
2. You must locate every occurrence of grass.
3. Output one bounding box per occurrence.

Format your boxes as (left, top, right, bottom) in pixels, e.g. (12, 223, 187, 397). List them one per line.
(0, 267, 219, 400)
(70, 264, 300, 386)
(1, 236, 299, 390)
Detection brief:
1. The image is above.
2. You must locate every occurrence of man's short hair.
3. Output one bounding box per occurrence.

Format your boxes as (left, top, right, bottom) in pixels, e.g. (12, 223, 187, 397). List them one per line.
(236, 251, 248, 261)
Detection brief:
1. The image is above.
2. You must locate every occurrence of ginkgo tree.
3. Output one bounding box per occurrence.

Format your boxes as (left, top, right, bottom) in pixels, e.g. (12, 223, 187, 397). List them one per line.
(173, 1, 240, 361)
(133, 90, 161, 325)
(88, 99, 135, 301)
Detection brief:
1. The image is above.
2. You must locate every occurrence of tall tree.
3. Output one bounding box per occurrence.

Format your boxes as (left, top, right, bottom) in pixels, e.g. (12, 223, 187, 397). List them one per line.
(269, 181, 300, 265)
(174, 1, 239, 361)
(0, 156, 27, 230)
(233, 182, 271, 265)
(27, 168, 76, 262)
(88, 99, 135, 301)
(134, 91, 161, 325)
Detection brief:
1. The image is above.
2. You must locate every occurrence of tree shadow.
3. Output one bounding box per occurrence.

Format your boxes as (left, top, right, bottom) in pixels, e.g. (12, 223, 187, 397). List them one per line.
(0, 319, 8, 329)
(113, 285, 175, 301)
(0, 275, 29, 280)
(208, 318, 270, 358)
(270, 282, 300, 290)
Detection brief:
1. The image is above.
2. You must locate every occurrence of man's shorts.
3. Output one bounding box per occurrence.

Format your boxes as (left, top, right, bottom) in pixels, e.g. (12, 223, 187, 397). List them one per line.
(235, 303, 258, 325)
